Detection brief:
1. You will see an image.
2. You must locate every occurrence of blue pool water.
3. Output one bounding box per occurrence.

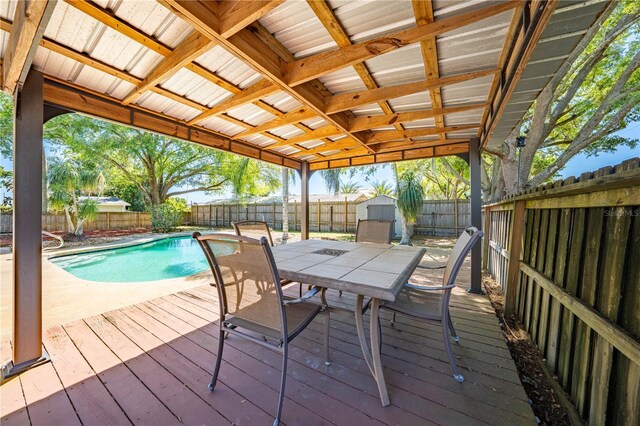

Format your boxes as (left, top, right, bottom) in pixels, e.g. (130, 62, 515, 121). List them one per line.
(51, 237, 215, 282)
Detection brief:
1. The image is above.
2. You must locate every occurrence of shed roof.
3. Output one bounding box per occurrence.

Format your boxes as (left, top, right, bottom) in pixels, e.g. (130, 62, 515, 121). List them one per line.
(0, 0, 610, 169)
(200, 192, 367, 205)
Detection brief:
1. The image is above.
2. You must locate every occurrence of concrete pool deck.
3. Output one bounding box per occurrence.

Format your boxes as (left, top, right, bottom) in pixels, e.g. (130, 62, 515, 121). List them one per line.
(0, 232, 216, 341)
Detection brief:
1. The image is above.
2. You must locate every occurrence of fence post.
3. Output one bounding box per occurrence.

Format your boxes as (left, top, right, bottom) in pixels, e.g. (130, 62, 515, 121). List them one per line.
(505, 200, 526, 315)
(344, 196, 348, 232)
(137, 212, 140, 228)
(454, 197, 458, 234)
(482, 205, 491, 270)
(317, 199, 321, 232)
(329, 206, 334, 232)
(222, 204, 225, 227)
(272, 202, 277, 229)
(294, 200, 298, 231)
(106, 212, 111, 229)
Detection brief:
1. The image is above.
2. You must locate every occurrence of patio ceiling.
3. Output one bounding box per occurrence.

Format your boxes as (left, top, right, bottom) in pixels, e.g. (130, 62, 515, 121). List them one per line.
(0, 0, 606, 170)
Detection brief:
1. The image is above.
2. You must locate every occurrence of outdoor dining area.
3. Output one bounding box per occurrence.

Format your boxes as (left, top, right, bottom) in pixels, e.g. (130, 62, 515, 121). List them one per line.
(2, 0, 631, 425)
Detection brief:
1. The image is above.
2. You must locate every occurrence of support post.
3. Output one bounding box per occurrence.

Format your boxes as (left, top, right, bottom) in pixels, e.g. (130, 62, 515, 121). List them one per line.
(468, 138, 483, 294)
(297, 163, 311, 240)
(482, 205, 491, 270)
(504, 201, 526, 315)
(2, 70, 50, 382)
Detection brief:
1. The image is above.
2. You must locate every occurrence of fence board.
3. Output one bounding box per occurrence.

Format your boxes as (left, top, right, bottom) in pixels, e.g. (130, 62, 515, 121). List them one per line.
(484, 158, 640, 425)
(0, 212, 150, 233)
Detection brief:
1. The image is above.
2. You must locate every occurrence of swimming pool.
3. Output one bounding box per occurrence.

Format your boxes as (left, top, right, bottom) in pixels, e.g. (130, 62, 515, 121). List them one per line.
(51, 236, 216, 282)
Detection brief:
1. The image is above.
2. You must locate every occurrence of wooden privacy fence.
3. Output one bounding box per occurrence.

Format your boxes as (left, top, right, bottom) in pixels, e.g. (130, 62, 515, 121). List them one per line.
(0, 212, 150, 233)
(414, 199, 470, 236)
(191, 199, 358, 233)
(483, 158, 640, 425)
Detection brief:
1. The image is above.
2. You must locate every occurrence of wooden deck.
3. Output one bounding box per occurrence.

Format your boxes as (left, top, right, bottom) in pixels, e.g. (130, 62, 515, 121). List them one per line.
(1, 267, 535, 425)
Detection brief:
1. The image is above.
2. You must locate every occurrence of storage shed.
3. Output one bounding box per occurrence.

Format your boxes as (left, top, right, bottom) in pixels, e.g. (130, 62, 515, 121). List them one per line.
(355, 195, 402, 238)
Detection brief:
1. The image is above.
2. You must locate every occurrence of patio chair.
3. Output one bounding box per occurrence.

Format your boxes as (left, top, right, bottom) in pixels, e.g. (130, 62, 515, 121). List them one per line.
(355, 219, 394, 244)
(193, 232, 330, 426)
(232, 220, 274, 246)
(337, 219, 394, 297)
(374, 226, 483, 383)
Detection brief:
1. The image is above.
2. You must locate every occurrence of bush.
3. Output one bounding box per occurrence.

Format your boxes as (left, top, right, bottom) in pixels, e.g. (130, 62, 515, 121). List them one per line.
(150, 203, 183, 232)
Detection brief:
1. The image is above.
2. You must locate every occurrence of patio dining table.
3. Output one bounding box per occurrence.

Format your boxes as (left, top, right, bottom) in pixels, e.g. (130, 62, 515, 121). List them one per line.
(271, 239, 426, 407)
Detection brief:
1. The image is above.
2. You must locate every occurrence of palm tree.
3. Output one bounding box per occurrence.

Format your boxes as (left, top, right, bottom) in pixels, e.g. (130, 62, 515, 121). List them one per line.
(319, 169, 342, 194)
(396, 170, 424, 245)
(281, 167, 296, 241)
(370, 180, 394, 196)
(48, 159, 104, 238)
(340, 180, 361, 194)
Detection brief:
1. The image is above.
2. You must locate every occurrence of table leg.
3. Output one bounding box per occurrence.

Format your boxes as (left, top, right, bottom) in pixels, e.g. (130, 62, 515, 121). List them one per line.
(354, 295, 390, 406)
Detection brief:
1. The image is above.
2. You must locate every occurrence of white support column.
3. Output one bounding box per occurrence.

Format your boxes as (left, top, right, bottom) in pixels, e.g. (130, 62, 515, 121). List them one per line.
(468, 137, 483, 294)
(297, 163, 312, 240)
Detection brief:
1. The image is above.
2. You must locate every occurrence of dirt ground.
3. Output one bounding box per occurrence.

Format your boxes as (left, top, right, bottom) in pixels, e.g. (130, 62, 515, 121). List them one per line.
(482, 273, 572, 425)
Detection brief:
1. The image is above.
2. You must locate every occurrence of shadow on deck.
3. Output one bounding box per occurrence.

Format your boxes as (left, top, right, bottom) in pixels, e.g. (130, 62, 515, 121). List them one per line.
(1, 264, 534, 425)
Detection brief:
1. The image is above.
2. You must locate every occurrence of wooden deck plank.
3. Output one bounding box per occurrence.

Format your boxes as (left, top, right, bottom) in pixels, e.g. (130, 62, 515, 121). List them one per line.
(137, 300, 383, 426)
(102, 308, 274, 426)
(119, 303, 333, 426)
(176, 286, 534, 422)
(83, 314, 230, 425)
(43, 325, 131, 425)
(0, 340, 30, 426)
(159, 294, 531, 426)
(155, 294, 433, 426)
(62, 320, 180, 425)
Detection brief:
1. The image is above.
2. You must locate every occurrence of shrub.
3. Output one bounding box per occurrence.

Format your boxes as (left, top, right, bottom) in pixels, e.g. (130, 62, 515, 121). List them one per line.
(150, 203, 183, 232)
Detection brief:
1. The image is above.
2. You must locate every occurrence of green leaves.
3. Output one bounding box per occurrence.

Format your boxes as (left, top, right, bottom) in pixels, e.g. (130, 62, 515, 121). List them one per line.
(396, 171, 424, 224)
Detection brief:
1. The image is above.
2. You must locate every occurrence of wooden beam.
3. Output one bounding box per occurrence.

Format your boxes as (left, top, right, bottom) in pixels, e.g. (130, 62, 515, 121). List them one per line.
(306, 0, 407, 136)
(375, 138, 469, 152)
(266, 125, 343, 149)
(348, 104, 486, 132)
(234, 106, 318, 138)
(2, 0, 57, 94)
(218, 1, 284, 38)
(161, 0, 374, 153)
(325, 69, 497, 114)
(412, 0, 446, 138)
(188, 80, 279, 125)
(292, 138, 361, 156)
(122, 31, 216, 105)
(42, 78, 301, 169)
(287, 0, 521, 86)
(364, 124, 479, 144)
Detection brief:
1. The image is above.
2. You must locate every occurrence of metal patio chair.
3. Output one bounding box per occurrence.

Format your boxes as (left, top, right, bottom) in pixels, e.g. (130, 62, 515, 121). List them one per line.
(193, 232, 330, 426)
(337, 219, 394, 297)
(374, 226, 483, 383)
(232, 220, 275, 246)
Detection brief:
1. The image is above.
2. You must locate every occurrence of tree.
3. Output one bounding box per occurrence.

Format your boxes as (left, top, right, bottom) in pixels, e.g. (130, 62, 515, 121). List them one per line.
(340, 180, 361, 194)
(48, 158, 104, 238)
(418, 157, 470, 200)
(396, 170, 424, 245)
(281, 167, 297, 241)
(223, 156, 280, 202)
(484, 1, 639, 201)
(319, 169, 343, 194)
(369, 180, 394, 197)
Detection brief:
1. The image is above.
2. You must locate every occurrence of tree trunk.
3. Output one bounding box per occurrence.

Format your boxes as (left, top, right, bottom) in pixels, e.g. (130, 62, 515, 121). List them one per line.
(64, 207, 75, 234)
(42, 147, 48, 213)
(281, 168, 289, 241)
(75, 218, 85, 236)
(399, 217, 412, 245)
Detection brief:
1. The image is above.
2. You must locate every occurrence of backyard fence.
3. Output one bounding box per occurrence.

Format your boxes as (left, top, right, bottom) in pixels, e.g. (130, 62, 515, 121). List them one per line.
(414, 199, 470, 236)
(483, 158, 640, 426)
(191, 199, 358, 233)
(0, 211, 151, 233)
(191, 199, 470, 236)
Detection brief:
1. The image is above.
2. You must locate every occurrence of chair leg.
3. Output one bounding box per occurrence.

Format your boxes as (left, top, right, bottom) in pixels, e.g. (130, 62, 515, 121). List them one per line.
(377, 316, 383, 354)
(390, 312, 397, 327)
(274, 346, 288, 426)
(208, 327, 226, 391)
(442, 321, 464, 383)
(447, 312, 459, 343)
(338, 290, 343, 297)
(323, 311, 331, 366)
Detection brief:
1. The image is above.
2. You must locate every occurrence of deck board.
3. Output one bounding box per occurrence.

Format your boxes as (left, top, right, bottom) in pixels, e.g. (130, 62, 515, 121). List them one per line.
(1, 264, 536, 425)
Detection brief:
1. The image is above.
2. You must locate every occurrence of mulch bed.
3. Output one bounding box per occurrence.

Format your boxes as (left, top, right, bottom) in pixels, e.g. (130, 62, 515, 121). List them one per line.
(0, 228, 153, 248)
(482, 272, 572, 425)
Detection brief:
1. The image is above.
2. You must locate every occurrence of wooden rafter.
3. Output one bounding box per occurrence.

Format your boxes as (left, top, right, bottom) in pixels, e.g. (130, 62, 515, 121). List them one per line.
(265, 125, 343, 149)
(375, 138, 469, 152)
(233, 107, 318, 138)
(348, 104, 486, 132)
(325, 69, 497, 114)
(218, 1, 284, 38)
(287, 0, 521, 86)
(161, 0, 375, 153)
(363, 125, 479, 145)
(306, 0, 407, 136)
(2, 0, 57, 94)
(122, 31, 216, 105)
(412, 0, 446, 139)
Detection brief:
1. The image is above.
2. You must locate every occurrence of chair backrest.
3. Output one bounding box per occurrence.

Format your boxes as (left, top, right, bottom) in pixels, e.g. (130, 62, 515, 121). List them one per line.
(193, 232, 287, 340)
(442, 226, 484, 287)
(355, 219, 393, 244)
(232, 220, 274, 247)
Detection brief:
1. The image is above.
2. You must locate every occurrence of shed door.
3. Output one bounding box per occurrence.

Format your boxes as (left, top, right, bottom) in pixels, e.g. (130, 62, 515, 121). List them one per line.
(367, 204, 395, 221)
